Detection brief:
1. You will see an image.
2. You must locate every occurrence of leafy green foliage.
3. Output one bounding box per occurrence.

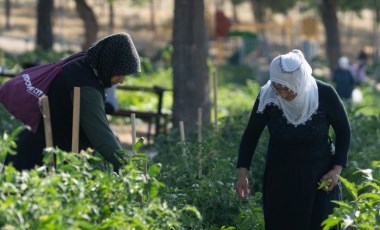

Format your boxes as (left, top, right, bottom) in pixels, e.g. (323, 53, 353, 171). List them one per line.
(0, 127, 25, 178)
(0, 141, 200, 229)
(116, 68, 173, 114)
(0, 104, 22, 134)
(2, 50, 380, 229)
(153, 113, 266, 229)
(322, 161, 380, 230)
(3, 50, 75, 73)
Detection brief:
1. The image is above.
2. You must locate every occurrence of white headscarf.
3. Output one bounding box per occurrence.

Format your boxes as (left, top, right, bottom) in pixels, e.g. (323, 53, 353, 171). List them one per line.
(258, 49, 318, 126)
(338, 56, 350, 70)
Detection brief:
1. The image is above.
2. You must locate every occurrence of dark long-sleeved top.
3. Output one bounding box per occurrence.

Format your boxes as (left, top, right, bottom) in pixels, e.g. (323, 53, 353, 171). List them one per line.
(47, 56, 123, 170)
(237, 80, 351, 170)
(332, 68, 355, 100)
(236, 80, 351, 230)
(8, 56, 123, 170)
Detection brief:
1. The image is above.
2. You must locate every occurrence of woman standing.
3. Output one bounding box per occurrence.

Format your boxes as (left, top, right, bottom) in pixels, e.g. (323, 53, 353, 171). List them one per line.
(332, 56, 355, 100)
(236, 50, 351, 230)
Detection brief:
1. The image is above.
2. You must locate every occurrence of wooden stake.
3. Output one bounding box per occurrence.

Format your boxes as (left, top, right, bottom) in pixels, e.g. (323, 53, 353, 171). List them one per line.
(213, 71, 219, 132)
(197, 108, 202, 143)
(131, 113, 146, 174)
(131, 113, 136, 146)
(71, 87, 80, 153)
(41, 96, 53, 148)
(197, 108, 203, 179)
(217, 37, 224, 66)
(179, 121, 186, 155)
(41, 95, 55, 169)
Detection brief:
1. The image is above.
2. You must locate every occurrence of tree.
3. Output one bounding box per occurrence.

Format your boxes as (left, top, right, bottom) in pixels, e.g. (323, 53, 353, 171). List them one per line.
(106, 0, 115, 34)
(314, 0, 370, 70)
(149, 0, 156, 33)
(172, 0, 210, 133)
(231, 0, 378, 71)
(231, 0, 246, 23)
(317, 0, 341, 70)
(245, 0, 297, 57)
(130, 0, 157, 34)
(248, 0, 265, 23)
(74, 0, 98, 50)
(108, 0, 114, 34)
(5, 0, 11, 30)
(36, 0, 54, 51)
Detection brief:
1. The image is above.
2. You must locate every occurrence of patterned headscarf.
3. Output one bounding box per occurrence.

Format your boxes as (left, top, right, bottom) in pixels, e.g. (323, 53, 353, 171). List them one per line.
(87, 32, 141, 88)
(258, 49, 319, 126)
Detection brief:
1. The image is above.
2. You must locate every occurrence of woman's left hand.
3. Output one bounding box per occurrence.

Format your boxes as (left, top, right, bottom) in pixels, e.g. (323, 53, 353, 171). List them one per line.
(320, 165, 343, 192)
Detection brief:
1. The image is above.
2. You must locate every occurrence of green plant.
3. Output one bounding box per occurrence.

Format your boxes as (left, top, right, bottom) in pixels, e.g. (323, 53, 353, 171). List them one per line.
(322, 161, 380, 230)
(0, 127, 25, 178)
(0, 136, 201, 229)
(153, 113, 266, 229)
(0, 105, 22, 134)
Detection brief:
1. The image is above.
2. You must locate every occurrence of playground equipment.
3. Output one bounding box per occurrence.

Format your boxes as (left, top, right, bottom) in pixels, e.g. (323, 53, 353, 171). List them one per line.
(213, 16, 295, 66)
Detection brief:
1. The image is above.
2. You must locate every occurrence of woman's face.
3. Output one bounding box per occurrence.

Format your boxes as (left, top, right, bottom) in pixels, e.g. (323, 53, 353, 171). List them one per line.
(111, 75, 125, 85)
(271, 82, 297, 101)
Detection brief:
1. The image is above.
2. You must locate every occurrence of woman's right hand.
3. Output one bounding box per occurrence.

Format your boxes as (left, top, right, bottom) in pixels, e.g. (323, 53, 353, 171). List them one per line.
(236, 167, 250, 199)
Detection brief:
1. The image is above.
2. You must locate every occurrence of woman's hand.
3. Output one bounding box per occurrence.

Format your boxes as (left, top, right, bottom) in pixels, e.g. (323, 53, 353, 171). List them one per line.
(320, 165, 343, 192)
(236, 167, 250, 199)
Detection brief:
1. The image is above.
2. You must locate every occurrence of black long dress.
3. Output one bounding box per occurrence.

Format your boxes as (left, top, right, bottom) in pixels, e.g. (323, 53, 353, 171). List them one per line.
(237, 80, 351, 230)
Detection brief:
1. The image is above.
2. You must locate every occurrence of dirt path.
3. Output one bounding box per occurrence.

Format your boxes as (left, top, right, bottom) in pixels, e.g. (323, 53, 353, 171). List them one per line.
(110, 123, 159, 158)
(110, 123, 153, 146)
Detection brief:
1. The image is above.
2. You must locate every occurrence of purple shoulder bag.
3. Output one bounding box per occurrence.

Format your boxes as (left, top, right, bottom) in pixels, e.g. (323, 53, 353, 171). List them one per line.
(0, 52, 86, 133)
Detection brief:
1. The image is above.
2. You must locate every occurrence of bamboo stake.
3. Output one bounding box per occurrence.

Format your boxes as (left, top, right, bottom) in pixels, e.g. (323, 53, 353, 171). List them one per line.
(217, 37, 224, 65)
(131, 113, 146, 174)
(179, 121, 186, 155)
(41, 95, 55, 169)
(71, 87, 80, 153)
(198, 108, 202, 143)
(197, 108, 203, 179)
(41, 96, 53, 148)
(131, 113, 136, 146)
(213, 70, 219, 132)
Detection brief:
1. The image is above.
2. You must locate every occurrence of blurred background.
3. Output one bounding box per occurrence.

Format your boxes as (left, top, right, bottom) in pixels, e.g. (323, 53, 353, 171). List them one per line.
(1, 0, 380, 139)
(0, 0, 379, 70)
(1, 0, 380, 143)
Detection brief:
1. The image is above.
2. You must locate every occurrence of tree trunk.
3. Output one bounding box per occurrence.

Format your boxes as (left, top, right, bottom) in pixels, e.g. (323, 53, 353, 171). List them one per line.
(5, 0, 11, 30)
(232, 3, 239, 23)
(150, 0, 156, 33)
(108, 2, 114, 34)
(36, 0, 54, 51)
(318, 0, 341, 71)
(249, 0, 269, 57)
(249, 0, 265, 23)
(372, 0, 380, 65)
(172, 0, 210, 133)
(74, 0, 98, 50)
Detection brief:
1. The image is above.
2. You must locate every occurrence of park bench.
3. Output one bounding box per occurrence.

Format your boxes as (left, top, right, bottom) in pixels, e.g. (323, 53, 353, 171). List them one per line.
(0, 72, 172, 144)
(109, 84, 172, 144)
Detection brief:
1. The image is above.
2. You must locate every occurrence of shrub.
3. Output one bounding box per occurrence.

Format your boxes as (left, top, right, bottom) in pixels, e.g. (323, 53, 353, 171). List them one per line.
(322, 161, 380, 230)
(0, 139, 200, 229)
